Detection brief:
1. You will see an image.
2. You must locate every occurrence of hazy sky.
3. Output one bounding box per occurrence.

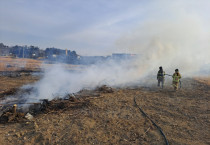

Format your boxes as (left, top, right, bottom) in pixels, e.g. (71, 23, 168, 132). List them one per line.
(0, 0, 210, 55)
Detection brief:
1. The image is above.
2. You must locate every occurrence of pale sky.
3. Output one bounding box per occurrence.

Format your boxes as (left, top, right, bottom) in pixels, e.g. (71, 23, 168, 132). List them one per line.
(0, 0, 210, 55)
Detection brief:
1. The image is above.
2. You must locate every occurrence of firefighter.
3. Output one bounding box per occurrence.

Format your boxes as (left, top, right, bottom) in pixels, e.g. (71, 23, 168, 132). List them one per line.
(172, 69, 181, 91)
(157, 66, 165, 88)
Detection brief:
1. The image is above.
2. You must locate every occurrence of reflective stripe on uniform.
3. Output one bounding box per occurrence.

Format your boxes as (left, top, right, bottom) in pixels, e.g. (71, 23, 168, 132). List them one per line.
(173, 73, 181, 82)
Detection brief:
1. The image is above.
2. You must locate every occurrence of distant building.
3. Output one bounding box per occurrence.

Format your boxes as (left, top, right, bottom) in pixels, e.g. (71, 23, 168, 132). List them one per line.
(79, 56, 107, 65)
(0, 43, 139, 65)
(45, 47, 79, 64)
(112, 53, 137, 60)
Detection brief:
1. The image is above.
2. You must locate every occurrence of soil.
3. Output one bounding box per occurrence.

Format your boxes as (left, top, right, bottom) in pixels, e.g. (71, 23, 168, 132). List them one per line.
(0, 73, 209, 145)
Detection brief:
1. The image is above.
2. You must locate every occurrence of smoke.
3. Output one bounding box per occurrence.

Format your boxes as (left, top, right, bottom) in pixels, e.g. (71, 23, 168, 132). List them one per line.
(22, 0, 210, 102)
(2, 0, 210, 104)
(119, 21, 209, 73)
(20, 59, 142, 101)
(116, 0, 210, 76)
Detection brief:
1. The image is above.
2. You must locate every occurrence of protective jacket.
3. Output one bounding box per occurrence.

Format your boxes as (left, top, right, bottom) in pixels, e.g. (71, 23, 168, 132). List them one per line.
(157, 70, 165, 79)
(172, 72, 181, 82)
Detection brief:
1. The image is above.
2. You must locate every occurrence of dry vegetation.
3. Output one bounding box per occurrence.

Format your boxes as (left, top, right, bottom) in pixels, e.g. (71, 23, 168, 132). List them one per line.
(0, 56, 82, 72)
(195, 77, 210, 86)
(0, 75, 40, 97)
(0, 57, 209, 144)
(0, 71, 209, 145)
(0, 56, 42, 71)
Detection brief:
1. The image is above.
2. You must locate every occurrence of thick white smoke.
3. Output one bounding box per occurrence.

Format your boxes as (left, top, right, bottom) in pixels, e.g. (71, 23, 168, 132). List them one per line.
(117, 19, 210, 76)
(22, 59, 142, 101)
(21, 0, 210, 101)
(116, 0, 210, 76)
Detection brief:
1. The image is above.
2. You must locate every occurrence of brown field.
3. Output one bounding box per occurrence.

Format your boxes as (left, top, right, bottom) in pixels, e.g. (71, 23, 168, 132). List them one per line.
(0, 56, 42, 71)
(0, 71, 209, 145)
(0, 56, 82, 72)
(0, 75, 40, 97)
(195, 77, 210, 86)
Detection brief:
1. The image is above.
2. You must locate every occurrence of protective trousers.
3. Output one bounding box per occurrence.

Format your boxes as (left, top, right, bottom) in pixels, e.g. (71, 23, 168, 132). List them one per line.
(158, 78, 164, 88)
(173, 81, 179, 90)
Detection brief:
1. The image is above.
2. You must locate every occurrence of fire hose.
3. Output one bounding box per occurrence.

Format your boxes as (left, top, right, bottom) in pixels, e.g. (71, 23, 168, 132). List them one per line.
(134, 96, 169, 145)
(165, 74, 172, 77)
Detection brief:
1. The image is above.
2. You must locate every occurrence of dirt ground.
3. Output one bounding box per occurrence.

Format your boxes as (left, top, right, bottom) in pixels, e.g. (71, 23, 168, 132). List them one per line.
(0, 72, 209, 145)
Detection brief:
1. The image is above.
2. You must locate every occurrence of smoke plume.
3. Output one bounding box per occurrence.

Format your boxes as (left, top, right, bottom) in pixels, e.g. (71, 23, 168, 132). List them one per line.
(23, 0, 210, 101)
(22, 59, 142, 101)
(3, 0, 210, 103)
(116, 0, 210, 76)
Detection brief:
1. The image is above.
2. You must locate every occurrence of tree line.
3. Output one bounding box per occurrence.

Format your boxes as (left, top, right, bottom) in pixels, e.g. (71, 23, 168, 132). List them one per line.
(0, 43, 78, 64)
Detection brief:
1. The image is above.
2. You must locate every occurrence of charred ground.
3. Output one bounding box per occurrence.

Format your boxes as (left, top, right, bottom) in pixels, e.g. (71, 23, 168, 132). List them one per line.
(0, 72, 209, 145)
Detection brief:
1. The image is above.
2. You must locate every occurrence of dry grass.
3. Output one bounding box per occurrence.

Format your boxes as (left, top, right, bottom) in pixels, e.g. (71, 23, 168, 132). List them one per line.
(0, 76, 209, 145)
(0, 56, 85, 72)
(0, 56, 42, 71)
(194, 76, 210, 85)
(0, 75, 40, 97)
(0, 57, 209, 144)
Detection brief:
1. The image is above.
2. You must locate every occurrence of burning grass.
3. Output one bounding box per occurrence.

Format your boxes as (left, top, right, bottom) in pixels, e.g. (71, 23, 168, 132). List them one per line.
(0, 85, 113, 123)
(0, 73, 209, 144)
(0, 75, 40, 98)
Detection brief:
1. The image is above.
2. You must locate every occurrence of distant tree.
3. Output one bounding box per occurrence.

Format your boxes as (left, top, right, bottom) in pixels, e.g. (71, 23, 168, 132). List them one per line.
(66, 50, 78, 64)
(1, 43, 80, 63)
(0, 43, 9, 56)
